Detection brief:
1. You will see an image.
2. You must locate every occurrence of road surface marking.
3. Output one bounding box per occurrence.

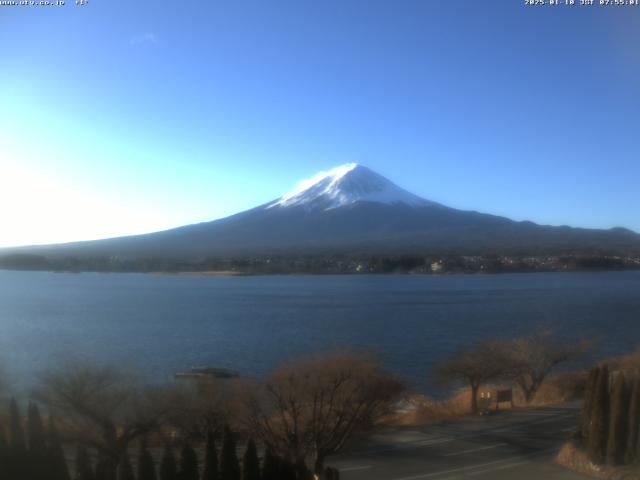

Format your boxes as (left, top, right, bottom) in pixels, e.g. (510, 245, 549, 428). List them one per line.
(350, 437, 453, 455)
(467, 460, 530, 476)
(443, 443, 506, 456)
(388, 448, 557, 480)
(516, 412, 558, 416)
(339, 465, 372, 472)
(418, 438, 455, 446)
(389, 458, 527, 480)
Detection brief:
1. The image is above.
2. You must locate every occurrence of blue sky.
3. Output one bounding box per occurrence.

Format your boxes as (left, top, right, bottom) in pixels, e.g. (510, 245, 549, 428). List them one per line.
(1, 1, 639, 247)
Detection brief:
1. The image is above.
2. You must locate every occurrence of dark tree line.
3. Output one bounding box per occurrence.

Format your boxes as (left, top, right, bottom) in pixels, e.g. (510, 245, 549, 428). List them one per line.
(1, 400, 70, 480)
(2, 252, 638, 275)
(0, 401, 341, 480)
(580, 365, 640, 466)
(0, 353, 398, 479)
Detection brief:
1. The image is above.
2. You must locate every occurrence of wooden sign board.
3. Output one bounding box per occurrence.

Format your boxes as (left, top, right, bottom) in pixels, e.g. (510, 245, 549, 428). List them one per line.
(496, 389, 514, 410)
(497, 389, 512, 403)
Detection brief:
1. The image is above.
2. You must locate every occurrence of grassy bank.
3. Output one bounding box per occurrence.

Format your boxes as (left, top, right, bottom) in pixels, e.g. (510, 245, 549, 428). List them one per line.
(392, 371, 587, 426)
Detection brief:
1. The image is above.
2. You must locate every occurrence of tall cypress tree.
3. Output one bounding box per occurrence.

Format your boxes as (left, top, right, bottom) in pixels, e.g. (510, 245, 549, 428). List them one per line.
(76, 445, 96, 480)
(117, 451, 135, 480)
(279, 456, 295, 480)
(297, 461, 312, 480)
(323, 467, 334, 480)
(220, 426, 240, 480)
(96, 456, 119, 480)
(159, 444, 178, 480)
(625, 377, 640, 464)
(137, 439, 158, 480)
(202, 430, 219, 480)
(581, 367, 599, 441)
(261, 449, 278, 480)
(0, 426, 9, 480)
(179, 442, 199, 480)
(588, 364, 610, 464)
(9, 398, 27, 453)
(242, 439, 260, 480)
(95, 457, 110, 480)
(323, 467, 341, 480)
(48, 415, 71, 480)
(607, 373, 629, 465)
(27, 403, 47, 480)
(9, 398, 27, 480)
(28, 403, 47, 455)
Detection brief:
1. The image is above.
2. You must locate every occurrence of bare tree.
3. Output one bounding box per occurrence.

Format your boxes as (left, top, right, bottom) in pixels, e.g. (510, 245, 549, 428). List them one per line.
(36, 361, 169, 479)
(435, 340, 511, 415)
(505, 331, 594, 403)
(238, 352, 405, 474)
(162, 377, 234, 441)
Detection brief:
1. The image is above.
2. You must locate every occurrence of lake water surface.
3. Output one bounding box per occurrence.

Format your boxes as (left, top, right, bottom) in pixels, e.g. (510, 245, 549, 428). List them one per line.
(0, 270, 638, 394)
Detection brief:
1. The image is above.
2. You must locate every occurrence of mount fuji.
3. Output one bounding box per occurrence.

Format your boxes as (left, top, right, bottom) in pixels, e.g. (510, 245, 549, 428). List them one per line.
(266, 163, 434, 210)
(3, 164, 639, 262)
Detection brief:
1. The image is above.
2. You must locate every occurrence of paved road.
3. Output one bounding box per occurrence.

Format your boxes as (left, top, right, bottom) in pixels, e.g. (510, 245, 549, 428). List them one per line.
(331, 405, 590, 480)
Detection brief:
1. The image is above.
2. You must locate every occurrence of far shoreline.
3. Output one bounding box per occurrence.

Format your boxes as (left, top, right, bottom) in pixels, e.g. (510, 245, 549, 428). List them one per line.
(155, 270, 250, 277)
(1, 267, 640, 277)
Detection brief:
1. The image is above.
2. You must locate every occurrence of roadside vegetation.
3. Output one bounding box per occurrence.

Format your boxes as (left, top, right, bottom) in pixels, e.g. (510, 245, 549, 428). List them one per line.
(0, 332, 626, 479)
(432, 331, 593, 416)
(0, 352, 402, 480)
(395, 371, 587, 426)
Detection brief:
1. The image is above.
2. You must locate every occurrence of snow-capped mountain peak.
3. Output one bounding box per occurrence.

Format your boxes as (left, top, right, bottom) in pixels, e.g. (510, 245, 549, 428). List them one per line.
(267, 163, 434, 210)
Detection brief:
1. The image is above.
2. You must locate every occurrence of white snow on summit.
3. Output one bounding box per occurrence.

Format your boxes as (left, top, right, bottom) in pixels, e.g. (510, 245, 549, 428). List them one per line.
(267, 163, 434, 210)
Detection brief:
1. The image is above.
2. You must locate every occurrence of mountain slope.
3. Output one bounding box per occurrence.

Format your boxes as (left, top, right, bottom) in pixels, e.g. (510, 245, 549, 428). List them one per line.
(3, 164, 639, 260)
